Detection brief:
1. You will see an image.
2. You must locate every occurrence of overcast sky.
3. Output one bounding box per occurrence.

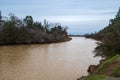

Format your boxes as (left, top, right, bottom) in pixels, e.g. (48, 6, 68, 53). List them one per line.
(0, 0, 120, 34)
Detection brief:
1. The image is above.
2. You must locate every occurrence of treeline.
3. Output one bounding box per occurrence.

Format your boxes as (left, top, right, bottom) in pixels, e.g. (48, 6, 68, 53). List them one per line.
(0, 12, 70, 45)
(84, 8, 120, 58)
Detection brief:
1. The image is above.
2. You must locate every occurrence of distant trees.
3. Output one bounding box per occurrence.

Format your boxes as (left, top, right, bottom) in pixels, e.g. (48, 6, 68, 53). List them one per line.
(85, 8, 120, 58)
(0, 12, 69, 45)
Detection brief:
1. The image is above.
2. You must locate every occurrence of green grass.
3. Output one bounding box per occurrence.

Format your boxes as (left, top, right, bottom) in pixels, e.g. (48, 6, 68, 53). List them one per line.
(95, 55, 120, 73)
(87, 75, 106, 80)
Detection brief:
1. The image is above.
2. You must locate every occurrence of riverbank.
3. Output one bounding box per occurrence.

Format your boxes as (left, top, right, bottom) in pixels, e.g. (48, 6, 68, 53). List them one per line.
(78, 55, 120, 80)
(52, 37, 72, 43)
(0, 37, 72, 46)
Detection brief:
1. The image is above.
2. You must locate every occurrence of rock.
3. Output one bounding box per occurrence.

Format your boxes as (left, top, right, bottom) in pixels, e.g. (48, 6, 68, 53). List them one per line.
(77, 76, 87, 80)
(87, 65, 97, 74)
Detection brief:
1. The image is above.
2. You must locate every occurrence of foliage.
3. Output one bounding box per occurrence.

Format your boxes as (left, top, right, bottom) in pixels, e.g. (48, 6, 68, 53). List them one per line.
(87, 75, 106, 80)
(0, 12, 69, 45)
(85, 8, 120, 57)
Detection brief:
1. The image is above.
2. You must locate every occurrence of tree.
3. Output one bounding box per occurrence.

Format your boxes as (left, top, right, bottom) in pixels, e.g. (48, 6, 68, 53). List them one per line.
(0, 11, 2, 26)
(3, 21, 18, 44)
(116, 7, 120, 18)
(23, 16, 33, 27)
(33, 22, 44, 31)
(44, 19, 49, 33)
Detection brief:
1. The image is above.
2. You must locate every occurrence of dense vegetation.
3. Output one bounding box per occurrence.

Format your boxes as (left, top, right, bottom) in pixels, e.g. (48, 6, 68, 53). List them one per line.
(0, 11, 70, 45)
(84, 8, 120, 58)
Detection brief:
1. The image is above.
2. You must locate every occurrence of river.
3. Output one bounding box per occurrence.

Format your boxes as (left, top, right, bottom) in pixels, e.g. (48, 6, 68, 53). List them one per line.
(0, 37, 101, 80)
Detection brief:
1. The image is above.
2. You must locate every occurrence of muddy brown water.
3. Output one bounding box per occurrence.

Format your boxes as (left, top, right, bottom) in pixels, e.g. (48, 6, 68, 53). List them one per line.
(0, 37, 101, 80)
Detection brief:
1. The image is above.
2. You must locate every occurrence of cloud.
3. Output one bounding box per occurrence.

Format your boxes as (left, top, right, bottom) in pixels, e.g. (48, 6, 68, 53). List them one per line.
(0, 0, 119, 34)
(38, 14, 113, 23)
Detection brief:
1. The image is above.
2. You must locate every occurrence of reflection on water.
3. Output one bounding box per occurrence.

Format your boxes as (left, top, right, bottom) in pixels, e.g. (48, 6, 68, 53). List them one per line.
(0, 37, 101, 80)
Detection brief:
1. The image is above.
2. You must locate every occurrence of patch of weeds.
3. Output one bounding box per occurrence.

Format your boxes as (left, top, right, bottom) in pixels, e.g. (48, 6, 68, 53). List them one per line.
(87, 75, 106, 80)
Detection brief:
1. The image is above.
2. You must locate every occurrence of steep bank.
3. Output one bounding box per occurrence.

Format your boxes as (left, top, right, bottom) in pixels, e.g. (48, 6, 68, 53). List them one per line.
(78, 55, 120, 80)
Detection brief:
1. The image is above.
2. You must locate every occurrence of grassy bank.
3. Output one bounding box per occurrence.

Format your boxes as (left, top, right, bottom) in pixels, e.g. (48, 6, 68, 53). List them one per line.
(94, 55, 120, 77)
(79, 55, 120, 80)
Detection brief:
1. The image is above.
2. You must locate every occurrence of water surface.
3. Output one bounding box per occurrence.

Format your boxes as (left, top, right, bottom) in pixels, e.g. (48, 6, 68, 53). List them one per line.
(0, 37, 101, 80)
